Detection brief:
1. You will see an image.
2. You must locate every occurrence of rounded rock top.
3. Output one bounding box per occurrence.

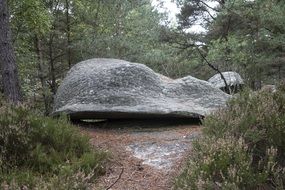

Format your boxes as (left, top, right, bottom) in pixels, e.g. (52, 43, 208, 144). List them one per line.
(208, 71, 244, 89)
(53, 58, 231, 119)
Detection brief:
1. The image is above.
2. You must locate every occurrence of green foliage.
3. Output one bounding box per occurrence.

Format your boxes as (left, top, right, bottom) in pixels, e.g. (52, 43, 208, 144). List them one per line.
(204, 87, 285, 164)
(0, 101, 108, 188)
(10, 0, 52, 35)
(174, 0, 285, 84)
(7, 0, 183, 113)
(207, 35, 249, 68)
(72, 0, 168, 64)
(174, 137, 283, 189)
(174, 85, 285, 189)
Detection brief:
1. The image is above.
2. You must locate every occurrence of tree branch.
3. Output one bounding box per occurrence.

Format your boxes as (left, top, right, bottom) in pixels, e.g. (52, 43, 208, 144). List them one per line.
(195, 47, 229, 91)
(200, 0, 219, 12)
(105, 167, 124, 190)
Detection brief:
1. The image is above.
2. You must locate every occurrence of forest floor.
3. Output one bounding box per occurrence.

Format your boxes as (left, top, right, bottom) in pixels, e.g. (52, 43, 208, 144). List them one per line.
(80, 119, 202, 190)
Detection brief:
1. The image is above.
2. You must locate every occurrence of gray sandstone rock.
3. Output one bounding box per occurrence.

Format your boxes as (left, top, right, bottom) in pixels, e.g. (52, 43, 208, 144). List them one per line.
(53, 58, 230, 119)
(208, 71, 244, 94)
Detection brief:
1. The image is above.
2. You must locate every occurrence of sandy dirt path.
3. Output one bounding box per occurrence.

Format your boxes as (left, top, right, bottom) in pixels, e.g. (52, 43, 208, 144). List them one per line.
(80, 119, 201, 190)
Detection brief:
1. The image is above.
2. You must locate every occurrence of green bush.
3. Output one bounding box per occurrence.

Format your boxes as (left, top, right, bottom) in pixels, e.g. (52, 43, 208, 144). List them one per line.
(174, 85, 285, 189)
(0, 102, 108, 188)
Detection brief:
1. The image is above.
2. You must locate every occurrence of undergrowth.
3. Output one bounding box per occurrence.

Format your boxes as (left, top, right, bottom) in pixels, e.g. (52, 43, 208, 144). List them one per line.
(0, 101, 108, 189)
(174, 84, 285, 190)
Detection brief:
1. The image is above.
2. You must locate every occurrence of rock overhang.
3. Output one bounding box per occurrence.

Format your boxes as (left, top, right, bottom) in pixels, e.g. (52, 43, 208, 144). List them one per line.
(53, 58, 231, 119)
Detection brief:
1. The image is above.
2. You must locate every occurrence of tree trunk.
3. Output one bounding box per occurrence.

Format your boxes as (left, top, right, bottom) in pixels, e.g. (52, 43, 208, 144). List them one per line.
(65, 0, 72, 69)
(35, 35, 50, 115)
(0, 0, 22, 103)
(278, 65, 281, 81)
(48, 34, 57, 95)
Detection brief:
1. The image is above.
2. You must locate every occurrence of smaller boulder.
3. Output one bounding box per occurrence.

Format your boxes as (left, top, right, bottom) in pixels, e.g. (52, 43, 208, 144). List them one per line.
(208, 71, 244, 94)
(260, 85, 276, 93)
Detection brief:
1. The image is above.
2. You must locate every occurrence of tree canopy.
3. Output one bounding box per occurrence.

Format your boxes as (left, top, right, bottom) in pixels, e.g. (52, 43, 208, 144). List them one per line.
(0, 0, 284, 113)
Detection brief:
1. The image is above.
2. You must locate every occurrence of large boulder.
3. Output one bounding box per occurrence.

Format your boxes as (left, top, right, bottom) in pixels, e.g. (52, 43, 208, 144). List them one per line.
(208, 71, 244, 94)
(53, 58, 230, 119)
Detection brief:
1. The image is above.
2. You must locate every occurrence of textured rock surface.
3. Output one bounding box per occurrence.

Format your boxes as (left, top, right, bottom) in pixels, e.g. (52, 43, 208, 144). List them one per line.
(126, 131, 200, 169)
(208, 71, 244, 89)
(53, 58, 230, 119)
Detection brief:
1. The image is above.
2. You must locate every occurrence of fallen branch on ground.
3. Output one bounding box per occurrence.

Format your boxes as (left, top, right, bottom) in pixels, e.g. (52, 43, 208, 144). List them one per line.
(105, 167, 124, 190)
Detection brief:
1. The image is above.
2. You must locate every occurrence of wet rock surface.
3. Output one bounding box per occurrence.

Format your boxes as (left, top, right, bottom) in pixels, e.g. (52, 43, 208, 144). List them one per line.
(53, 58, 230, 119)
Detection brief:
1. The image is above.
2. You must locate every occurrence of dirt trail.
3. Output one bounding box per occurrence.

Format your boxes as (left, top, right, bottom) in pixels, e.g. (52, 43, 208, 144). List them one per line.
(80, 119, 201, 190)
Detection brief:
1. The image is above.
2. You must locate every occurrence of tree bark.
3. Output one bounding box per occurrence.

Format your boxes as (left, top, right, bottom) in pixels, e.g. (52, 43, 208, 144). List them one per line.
(48, 34, 57, 95)
(35, 35, 50, 115)
(0, 0, 22, 103)
(65, 0, 72, 69)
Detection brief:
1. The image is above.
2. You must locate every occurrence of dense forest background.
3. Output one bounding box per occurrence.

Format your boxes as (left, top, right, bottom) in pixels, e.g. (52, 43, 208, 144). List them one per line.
(1, 0, 285, 114)
(1, 1, 285, 189)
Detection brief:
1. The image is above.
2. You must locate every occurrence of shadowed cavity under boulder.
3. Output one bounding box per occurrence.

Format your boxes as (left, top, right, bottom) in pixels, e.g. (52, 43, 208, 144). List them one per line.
(53, 58, 230, 120)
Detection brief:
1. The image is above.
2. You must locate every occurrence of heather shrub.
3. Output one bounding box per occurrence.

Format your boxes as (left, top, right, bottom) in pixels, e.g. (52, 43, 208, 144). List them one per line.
(204, 86, 285, 167)
(174, 85, 285, 189)
(0, 101, 108, 188)
(174, 137, 284, 189)
(1, 170, 102, 189)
